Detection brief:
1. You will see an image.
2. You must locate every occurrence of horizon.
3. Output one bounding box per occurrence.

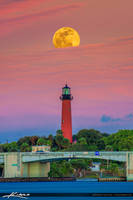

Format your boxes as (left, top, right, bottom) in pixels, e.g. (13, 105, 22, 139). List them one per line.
(0, 127, 131, 144)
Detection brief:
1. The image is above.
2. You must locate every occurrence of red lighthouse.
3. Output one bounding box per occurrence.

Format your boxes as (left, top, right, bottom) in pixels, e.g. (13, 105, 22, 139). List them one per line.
(60, 84, 73, 143)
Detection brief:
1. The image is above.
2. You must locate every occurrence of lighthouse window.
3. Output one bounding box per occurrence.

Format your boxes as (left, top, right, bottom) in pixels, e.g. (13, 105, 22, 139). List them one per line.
(65, 89, 70, 94)
(62, 87, 70, 95)
(65, 89, 68, 94)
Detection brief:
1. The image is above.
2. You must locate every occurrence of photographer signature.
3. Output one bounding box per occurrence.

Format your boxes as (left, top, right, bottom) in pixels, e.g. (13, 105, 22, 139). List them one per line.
(2, 192, 30, 199)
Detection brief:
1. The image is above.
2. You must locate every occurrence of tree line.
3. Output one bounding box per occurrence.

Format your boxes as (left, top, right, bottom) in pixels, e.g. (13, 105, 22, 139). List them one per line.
(0, 129, 133, 152)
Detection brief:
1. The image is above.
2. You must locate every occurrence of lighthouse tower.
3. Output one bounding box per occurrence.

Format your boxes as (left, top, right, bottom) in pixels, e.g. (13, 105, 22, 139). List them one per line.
(60, 84, 73, 143)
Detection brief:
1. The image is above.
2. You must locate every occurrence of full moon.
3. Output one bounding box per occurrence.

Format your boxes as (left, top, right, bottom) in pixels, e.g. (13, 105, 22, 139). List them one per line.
(53, 27, 80, 48)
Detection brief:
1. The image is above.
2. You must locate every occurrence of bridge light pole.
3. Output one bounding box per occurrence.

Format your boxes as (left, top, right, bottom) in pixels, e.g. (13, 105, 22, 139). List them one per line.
(60, 84, 73, 143)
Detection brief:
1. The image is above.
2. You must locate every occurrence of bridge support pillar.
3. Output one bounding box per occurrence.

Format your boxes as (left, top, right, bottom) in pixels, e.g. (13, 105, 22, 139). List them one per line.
(4, 153, 22, 178)
(126, 152, 133, 181)
(22, 162, 50, 177)
(41, 162, 50, 177)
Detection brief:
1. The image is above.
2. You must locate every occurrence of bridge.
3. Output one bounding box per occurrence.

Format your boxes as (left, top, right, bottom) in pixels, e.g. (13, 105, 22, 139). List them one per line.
(0, 151, 133, 180)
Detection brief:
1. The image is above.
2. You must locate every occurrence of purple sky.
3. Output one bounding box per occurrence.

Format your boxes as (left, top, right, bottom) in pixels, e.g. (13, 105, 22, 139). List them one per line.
(0, 0, 133, 142)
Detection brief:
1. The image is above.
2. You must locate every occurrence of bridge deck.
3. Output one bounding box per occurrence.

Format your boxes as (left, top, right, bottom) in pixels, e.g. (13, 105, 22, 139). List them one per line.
(0, 151, 129, 164)
(22, 151, 127, 163)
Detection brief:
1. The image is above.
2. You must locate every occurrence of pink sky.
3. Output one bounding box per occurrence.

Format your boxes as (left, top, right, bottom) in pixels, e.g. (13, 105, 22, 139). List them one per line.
(0, 0, 133, 141)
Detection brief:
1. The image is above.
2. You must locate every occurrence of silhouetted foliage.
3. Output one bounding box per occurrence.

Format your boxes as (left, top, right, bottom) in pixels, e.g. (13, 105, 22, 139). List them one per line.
(1, 129, 133, 154)
(37, 138, 47, 145)
(56, 130, 63, 135)
(30, 136, 39, 146)
(76, 129, 103, 146)
(20, 142, 31, 152)
(17, 136, 32, 146)
(48, 160, 73, 177)
(103, 129, 133, 151)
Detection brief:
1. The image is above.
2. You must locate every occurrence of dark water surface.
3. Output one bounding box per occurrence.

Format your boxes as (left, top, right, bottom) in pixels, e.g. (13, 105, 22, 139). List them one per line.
(0, 180, 133, 200)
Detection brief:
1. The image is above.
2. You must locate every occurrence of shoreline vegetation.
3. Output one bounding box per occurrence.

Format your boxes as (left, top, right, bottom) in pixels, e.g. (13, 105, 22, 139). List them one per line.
(0, 129, 132, 178)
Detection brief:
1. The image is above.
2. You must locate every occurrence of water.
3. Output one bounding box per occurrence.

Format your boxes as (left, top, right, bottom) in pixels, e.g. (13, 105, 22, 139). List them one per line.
(0, 180, 133, 200)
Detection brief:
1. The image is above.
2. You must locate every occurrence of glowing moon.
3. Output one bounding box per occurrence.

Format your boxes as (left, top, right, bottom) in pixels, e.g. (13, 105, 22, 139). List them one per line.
(53, 27, 80, 48)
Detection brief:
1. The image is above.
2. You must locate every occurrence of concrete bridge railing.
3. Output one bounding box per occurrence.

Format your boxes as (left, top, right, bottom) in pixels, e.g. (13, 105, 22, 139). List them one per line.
(22, 151, 127, 163)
